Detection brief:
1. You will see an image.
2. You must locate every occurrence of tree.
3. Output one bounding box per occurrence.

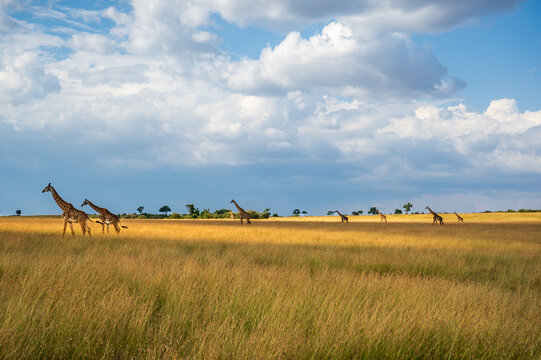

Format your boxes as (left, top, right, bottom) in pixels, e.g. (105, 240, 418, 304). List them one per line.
(292, 209, 301, 217)
(301, 210, 308, 216)
(185, 204, 199, 216)
(359, 210, 363, 215)
(15, 210, 21, 216)
(352, 211, 359, 215)
(368, 207, 378, 215)
(214, 209, 229, 217)
(159, 205, 171, 216)
(327, 210, 334, 216)
(137, 206, 144, 214)
(262, 208, 271, 219)
(394, 209, 403, 214)
(403, 202, 413, 214)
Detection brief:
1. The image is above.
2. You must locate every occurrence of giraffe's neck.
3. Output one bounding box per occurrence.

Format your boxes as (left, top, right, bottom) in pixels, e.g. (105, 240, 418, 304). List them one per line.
(232, 201, 243, 212)
(86, 200, 107, 215)
(427, 207, 437, 216)
(50, 187, 71, 212)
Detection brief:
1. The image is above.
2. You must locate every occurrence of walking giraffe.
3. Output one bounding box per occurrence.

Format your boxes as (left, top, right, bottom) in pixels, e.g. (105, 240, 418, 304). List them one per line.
(426, 206, 444, 225)
(335, 210, 349, 223)
(229, 209, 235, 219)
(230, 200, 251, 224)
(81, 199, 127, 234)
(454, 212, 464, 224)
(377, 208, 387, 223)
(41, 183, 93, 237)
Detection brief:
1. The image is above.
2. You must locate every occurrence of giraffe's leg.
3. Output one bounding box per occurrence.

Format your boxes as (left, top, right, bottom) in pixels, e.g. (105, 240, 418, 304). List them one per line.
(87, 223, 92, 237)
(247, 217, 251, 224)
(240, 217, 243, 224)
(114, 223, 120, 234)
(62, 220, 68, 236)
(106, 224, 110, 233)
(101, 222, 105, 233)
(79, 222, 86, 236)
(69, 222, 75, 236)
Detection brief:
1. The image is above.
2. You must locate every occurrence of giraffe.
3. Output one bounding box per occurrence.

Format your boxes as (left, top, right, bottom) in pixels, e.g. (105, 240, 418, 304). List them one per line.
(228, 209, 235, 219)
(454, 212, 464, 224)
(376, 208, 387, 223)
(230, 200, 251, 224)
(41, 183, 93, 237)
(335, 210, 349, 223)
(425, 206, 444, 225)
(81, 199, 128, 234)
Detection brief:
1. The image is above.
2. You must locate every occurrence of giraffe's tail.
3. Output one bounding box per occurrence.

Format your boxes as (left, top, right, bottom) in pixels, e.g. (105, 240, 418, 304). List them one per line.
(95, 220, 103, 225)
(121, 225, 128, 229)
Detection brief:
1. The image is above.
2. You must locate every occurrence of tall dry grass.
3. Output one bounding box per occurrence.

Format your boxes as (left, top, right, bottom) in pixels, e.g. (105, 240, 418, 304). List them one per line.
(0, 214, 540, 359)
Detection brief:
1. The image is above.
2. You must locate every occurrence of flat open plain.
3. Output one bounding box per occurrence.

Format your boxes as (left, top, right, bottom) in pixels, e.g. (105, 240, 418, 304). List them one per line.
(1, 213, 540, 359)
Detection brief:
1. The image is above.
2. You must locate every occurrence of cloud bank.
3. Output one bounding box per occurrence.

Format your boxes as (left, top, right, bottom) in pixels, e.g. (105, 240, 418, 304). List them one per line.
(0, 0, 539, 213)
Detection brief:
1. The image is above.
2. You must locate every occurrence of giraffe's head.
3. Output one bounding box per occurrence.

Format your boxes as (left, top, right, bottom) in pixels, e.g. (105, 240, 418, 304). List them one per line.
(425, 206, 429, 210)
(230, 199, 235, 204)
(41, 183, 52, 193)
(81, 199, 90, 207)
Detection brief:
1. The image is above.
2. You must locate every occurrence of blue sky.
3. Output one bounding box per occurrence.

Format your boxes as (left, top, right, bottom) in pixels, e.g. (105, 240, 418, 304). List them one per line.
(0, 0, 540, 216)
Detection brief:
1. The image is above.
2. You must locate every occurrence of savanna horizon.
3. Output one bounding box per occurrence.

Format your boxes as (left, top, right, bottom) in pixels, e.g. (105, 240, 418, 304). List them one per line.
(1, 214, 540, 359)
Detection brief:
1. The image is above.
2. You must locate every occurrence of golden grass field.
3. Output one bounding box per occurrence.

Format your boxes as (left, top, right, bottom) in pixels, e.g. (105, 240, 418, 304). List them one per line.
(1, 213, 540, 359)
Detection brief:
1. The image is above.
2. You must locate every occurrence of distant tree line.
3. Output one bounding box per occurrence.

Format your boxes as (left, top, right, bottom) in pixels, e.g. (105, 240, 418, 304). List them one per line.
(111, 203, 541, 220)
(119, 204, 279, 219)
(326, 203, 422, 216)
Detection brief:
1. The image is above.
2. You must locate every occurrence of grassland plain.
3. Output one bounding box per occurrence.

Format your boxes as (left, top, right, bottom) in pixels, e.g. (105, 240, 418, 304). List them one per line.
(0, 213, 540, 359)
